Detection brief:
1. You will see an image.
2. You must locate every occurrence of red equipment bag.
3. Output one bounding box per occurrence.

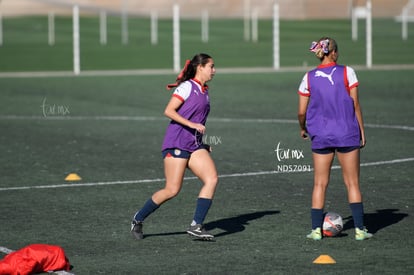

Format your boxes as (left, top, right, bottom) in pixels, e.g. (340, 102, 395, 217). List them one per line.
(0, 244, 71, 275)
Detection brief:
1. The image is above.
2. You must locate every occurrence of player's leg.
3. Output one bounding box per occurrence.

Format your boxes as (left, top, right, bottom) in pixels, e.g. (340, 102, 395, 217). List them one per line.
(336, 148, 362, 203)
(307, 151, 334, 240)
(153, 156, 188, 203)
(188, 148, 218, 199)
(337, 149, 372, 240)
(131, 156, 188, 239)
(186, 148, 218, 239)
(312, 152, 334, 208)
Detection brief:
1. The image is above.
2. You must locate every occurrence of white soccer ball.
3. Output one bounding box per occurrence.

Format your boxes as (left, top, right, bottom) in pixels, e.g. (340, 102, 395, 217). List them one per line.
(322, 212, 343, 237)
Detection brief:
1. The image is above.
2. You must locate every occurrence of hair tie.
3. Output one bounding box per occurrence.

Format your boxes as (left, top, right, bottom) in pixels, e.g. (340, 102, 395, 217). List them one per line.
(166, 60, 191, 90)
(309, 39, 330, 54)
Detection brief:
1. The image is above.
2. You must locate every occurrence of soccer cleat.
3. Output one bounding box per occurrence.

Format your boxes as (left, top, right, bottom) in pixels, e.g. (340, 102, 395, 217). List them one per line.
(186, 224, 214, 240)
(355, 227, 373, 241)
(307, 227, 322, 240)
(131, 220, 144, 240)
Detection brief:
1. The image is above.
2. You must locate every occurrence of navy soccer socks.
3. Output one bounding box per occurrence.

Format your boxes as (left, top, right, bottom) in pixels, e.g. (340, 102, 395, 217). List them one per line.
(134, 198, 159, 222)
(192, 198, 212, 225)
(311, 208, 324, 229)
(350, 202, 365, 230)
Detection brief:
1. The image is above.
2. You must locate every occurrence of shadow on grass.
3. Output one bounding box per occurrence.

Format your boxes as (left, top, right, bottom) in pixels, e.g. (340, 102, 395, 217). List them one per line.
(342, 208, 408, 233)
(142, 210, 280, 239)
(143, 231, 188, 238)
(204, 210, 280, 238)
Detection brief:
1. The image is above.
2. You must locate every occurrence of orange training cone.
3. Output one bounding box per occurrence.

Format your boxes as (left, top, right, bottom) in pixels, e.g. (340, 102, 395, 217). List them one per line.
(65, 173, 82, 181)
(313, 254, 336, 264)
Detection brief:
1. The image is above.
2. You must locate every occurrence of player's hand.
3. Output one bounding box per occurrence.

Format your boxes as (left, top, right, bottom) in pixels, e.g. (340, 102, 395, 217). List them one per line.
(300, 129, 309, 140)
(190, 122, 206, 134)
(360, 137, 366, 148)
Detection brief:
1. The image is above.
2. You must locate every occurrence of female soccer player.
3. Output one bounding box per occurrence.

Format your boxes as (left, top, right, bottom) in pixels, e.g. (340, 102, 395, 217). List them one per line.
(131, 53, 218, 240)
(297, 37, 373, 241)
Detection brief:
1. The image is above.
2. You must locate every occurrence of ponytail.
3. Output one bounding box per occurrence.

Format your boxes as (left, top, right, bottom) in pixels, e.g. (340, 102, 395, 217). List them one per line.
(166, 60, 192, 90)
(166, 53, 212, 90)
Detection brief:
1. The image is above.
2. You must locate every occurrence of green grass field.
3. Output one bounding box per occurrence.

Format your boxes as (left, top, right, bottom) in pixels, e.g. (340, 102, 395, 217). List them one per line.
(1, 16, 414, 71)
(0, 16, 414, 274)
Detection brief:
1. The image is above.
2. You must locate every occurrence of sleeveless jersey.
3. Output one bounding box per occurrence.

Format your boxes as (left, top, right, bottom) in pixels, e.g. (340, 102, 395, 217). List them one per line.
(305, 64, 360, 149)
(162, 79, 210, 152)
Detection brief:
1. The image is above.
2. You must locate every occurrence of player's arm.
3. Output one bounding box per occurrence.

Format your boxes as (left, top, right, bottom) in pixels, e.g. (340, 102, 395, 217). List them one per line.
(298, 95, 309, 139)
(349, 86, 366, 147)
(347, 67, 366, 148)
(164, 96, 206, 134)
(297, 73, 310, 139)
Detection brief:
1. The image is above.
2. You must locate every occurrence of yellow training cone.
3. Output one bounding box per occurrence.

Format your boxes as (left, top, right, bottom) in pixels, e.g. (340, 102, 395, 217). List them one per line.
(65, 173, 82, 181)
(313, 254, 336, 264)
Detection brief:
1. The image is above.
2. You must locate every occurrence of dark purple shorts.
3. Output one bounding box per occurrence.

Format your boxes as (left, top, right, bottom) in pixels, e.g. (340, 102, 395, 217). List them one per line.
(312, 146, 360, 154)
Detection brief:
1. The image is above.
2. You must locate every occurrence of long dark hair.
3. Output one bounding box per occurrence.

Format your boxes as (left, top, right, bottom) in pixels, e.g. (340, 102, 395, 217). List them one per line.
(166, 53, 212, 90)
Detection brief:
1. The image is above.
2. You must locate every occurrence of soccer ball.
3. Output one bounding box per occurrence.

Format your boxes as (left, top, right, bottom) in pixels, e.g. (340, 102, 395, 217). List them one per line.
(322, 212, 343, 237)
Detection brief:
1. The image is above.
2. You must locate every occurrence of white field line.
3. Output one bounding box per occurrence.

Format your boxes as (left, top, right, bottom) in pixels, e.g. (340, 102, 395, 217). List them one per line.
(0, 115, 413, 131)
(0, 246, 14, 254)
(0, 115, 412, 191)
(0, 157, 413, 192)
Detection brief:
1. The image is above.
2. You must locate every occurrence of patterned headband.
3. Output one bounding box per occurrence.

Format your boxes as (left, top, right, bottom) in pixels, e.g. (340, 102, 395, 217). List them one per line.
(309, 39, 330, 54)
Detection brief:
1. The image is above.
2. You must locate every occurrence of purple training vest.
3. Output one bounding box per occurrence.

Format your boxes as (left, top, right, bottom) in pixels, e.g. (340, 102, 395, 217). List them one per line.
(162, 80, 210, 152)
(306, 64, 360, 149)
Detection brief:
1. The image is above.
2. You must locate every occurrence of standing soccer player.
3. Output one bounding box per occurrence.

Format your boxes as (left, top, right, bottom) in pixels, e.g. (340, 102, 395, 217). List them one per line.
(297, 37, 373, 241)
(131, 53, 218, 240)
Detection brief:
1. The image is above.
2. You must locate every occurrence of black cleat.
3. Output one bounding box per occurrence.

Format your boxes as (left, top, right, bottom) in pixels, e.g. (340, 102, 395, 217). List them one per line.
(186, 224, 214, 240)
(131, 220, 144, 240)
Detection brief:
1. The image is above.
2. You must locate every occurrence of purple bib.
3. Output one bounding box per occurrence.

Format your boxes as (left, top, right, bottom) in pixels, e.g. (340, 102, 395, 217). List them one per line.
(306, 64, 360, 149)
(162, 80, 210, 152)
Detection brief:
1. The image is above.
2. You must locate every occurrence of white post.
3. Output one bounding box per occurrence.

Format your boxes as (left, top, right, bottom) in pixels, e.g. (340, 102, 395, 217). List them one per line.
(402, 7, 408, 40)
(151, 10, 158, 45)
(351, 7, 358, 41)
(352, 6, 367, 41)
(201, 10, 209, 43)
(0, 14, 3, 46)
(73, 5, 80, 75)
(244, 0, 250, 41)
(366, 0, 372, 68)
(100, 10, 107, 45)
(273, 3, 280, 69)
(173, 4, 180, 73)
(251, 8, 258, 42)
(121, 0, 128, 45)
(48, 12, 55, 45)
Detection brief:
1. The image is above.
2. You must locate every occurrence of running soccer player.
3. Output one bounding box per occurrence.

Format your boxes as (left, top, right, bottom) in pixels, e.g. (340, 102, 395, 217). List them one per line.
(131, 53, 218, 240)
(297, 37, 373, 241)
